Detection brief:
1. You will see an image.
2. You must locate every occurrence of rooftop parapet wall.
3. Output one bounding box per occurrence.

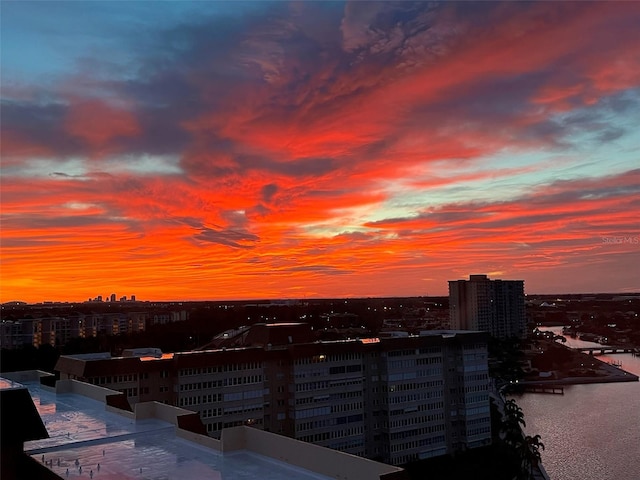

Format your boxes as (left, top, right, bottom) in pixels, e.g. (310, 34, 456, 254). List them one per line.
(55, 378, 123, 401)
(134, 400, 197, 422)
(134, 401, 207, 435)
(220, 426, 406, 480)
(53, 379, 135, 413)
(1, 369, 54, 384)
(176, 427, 223, 451)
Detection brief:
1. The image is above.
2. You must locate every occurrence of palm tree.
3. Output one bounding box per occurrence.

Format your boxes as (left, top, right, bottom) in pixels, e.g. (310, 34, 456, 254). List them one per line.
(514, 434, 545, 479)
(500, 399, 545, 480)
(501, 399, 526, 445)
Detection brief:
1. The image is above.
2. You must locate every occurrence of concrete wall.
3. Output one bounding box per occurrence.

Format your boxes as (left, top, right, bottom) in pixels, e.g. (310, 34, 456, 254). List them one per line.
(53, 379, 135, 418)
(106, 405, 135, 419)
(1, 370, 54, 383)
(176, 428, 222, 451)
(55, 379, 115, 401)
(221, 426, 403, 480)
(134, 401, 196, 423)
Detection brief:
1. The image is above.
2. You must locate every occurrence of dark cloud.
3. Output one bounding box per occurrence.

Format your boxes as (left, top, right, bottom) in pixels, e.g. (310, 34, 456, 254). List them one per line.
(181, 143, 339, 179)
(596, 128, 625, 143)
(366, 169, 640, 232)
(285, 265, 353, 275)
(193, 226, 259, 249)
(50, 172, 81, 178)
(1, 100, 67, 133)
(366, 210, 486, 228)
(247, 203, 272, 218)
(0, 100, 75, 158)
(0, 238, 69, 248)
(239, 155, 338, 177)
(127, 105, 192, 156)
(261, 183, 278, 203)
(1, 213, 134, 230)
(178, 211, 259, 249)
(333, 231, 377, 241)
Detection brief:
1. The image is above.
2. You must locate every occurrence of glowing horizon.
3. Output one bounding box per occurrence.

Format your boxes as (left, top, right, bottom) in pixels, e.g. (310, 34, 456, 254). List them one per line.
(2, 1, 639, 303)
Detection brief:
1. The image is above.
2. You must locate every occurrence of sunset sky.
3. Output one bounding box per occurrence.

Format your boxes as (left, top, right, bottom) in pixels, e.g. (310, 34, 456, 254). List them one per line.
(2, 1, 639, 303)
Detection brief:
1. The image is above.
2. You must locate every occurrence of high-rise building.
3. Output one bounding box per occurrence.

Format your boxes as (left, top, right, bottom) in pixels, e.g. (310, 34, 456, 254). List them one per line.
(55, 326, 491, 465)
(449, 274, 526, 339)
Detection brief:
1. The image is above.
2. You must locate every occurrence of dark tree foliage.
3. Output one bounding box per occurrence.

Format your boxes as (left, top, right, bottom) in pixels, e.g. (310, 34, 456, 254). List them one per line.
(489, 337, 526, 384)
(404, 398, 544, 480)
(403, 444, 521, 480)
(529, 343, 573, 372)
(500, 399, 545, 480)
(1, 344, 59, 373)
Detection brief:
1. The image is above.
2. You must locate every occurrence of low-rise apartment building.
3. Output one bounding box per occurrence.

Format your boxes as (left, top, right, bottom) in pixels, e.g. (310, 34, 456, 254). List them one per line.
(55, 325, 491, 465)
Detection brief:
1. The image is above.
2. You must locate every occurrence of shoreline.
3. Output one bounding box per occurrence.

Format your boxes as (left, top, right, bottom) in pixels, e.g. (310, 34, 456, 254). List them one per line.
(521, 346, 639, 387)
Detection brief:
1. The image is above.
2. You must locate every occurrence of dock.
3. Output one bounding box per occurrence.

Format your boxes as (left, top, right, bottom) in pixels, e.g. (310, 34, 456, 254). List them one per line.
(576, 346, 637, 355)
(521, 385, 564, 395)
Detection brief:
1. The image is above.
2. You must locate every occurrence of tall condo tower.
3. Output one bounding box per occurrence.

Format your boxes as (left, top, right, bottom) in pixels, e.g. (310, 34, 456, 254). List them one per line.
(449, 274, 526, 339)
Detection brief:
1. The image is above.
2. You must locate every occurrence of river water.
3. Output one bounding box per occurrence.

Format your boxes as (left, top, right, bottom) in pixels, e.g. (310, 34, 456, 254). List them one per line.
(513, 326, 640, 480)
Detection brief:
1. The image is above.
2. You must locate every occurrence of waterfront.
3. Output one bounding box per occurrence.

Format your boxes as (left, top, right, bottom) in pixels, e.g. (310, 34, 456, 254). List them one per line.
(514, 326, 640, 480)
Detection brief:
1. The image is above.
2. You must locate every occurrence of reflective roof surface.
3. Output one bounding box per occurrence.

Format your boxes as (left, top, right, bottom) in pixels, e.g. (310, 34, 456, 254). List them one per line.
(0, 377, 26, 390)
(24, 381, 330, 480)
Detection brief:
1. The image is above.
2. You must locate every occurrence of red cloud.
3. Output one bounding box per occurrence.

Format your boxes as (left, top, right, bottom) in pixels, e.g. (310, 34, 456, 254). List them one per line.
(65, 99, 140, 149)
(0, 132, 53, 165)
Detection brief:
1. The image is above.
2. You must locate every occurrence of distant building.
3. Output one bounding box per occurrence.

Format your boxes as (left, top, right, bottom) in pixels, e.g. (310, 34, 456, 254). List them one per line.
(110, 293, 117, 303)
(449, 274, 526, 339)
(0, 320, 34, 349)
(1, 312, 154, 348)
(56, 326, 492, 465)
(150, 309, 188, 326)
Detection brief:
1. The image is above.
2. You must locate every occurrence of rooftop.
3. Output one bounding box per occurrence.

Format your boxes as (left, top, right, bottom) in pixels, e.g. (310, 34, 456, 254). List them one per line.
(5, 374, 403, 480)
(0, 377, 25, 391)
(22, 380, 330, 479)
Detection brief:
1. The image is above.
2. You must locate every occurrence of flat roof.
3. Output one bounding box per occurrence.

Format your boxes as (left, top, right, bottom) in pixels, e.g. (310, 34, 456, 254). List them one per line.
(23, 381, 332, 480)
(26, 381, 170, 450)
(65, 352, 112, 360)
(0, 377, 25, 391)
